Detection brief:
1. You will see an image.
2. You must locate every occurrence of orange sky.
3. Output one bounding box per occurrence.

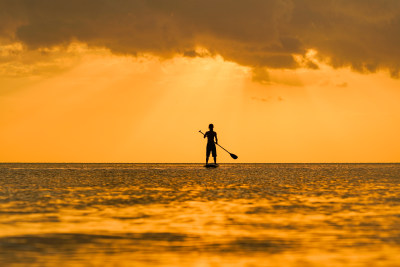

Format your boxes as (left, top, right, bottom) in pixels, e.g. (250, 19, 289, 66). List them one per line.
(1, 1, 400, 162)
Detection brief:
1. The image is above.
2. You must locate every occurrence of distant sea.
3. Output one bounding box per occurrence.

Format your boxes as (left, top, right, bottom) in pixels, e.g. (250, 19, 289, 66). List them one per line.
(1, 163, 400, 266)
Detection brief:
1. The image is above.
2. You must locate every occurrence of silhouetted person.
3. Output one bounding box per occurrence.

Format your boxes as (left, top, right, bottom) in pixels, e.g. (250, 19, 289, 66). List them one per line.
(204, 124, 218, 164)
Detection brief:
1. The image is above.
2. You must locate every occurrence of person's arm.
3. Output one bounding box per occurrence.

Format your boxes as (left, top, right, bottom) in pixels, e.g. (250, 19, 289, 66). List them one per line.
(215, 133, 218, 144)
(204, 132, 207, 138)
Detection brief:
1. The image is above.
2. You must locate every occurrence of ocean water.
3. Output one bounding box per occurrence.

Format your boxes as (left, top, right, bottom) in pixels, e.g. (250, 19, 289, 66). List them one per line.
(0, 163, 400, 266)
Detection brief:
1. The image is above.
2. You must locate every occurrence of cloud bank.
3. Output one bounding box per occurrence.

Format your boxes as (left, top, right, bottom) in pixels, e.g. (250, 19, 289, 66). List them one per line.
(2, 0, 400, 76)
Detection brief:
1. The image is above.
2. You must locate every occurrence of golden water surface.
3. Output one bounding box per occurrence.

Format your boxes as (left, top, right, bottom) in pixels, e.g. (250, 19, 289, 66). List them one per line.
(0, 163, 399, 266)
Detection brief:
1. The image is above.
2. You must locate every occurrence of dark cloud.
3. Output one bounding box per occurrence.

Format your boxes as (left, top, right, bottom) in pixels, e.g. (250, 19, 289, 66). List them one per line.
(252, 67, 270, 84)
(1, 0, 400, 76)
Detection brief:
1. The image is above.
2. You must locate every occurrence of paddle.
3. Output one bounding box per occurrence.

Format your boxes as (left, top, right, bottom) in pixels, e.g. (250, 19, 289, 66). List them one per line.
(199, 130, 238, 160)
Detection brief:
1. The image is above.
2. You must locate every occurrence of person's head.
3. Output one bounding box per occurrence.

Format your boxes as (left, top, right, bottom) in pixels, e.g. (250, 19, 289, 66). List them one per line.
(209, 124, 214, 130)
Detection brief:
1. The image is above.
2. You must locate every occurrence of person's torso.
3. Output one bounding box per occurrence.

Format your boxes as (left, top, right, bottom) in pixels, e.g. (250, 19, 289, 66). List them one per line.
(206, 131, 216, 144)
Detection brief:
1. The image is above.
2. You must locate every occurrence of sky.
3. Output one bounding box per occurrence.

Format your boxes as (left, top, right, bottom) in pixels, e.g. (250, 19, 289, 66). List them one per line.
(1, 0, 400, 163)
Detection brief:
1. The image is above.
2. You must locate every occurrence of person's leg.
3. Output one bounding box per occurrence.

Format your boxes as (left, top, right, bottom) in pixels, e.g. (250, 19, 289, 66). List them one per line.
(206, 145, 210, 164)
(212, 146, 217, 164)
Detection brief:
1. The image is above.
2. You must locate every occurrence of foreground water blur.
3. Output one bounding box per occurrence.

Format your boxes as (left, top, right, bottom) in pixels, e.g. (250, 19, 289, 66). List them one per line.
(0, 163, 400, 266)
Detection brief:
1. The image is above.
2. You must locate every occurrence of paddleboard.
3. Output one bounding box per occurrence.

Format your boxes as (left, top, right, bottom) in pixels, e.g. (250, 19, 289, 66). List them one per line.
(204, 164, 219, 168)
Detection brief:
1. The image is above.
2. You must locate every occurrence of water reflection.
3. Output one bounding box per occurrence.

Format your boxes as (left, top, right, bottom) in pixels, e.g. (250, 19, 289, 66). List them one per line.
(1, 163, 400, 266)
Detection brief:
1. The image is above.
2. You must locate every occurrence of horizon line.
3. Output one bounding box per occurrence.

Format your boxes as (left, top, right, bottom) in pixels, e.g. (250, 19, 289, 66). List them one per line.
(1, 162, 399, 164)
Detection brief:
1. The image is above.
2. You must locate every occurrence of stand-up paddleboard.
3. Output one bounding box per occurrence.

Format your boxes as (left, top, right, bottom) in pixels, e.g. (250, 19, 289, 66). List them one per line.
(204, 163, 219, 168)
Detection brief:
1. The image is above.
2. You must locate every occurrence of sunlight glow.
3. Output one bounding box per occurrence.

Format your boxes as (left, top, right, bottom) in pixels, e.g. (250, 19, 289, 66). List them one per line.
(1, 43, 400, 162)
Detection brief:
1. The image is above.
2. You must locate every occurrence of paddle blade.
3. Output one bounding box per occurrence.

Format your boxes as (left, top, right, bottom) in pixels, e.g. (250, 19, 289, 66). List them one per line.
(230, 153, 238, 159)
